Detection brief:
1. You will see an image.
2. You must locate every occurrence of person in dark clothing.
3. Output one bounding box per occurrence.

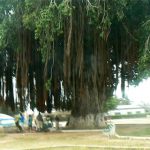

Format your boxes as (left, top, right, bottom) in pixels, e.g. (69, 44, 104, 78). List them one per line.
(28, 115, 33, 132)
(19, 112, 25, 129)
(15, 114, 23, 132)
(36, 112, 43, 131)
(55, 115, 59, 130)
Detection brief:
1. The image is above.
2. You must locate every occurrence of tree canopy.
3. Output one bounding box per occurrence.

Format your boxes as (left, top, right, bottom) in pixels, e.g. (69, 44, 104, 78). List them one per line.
(0, 0, 150, 127)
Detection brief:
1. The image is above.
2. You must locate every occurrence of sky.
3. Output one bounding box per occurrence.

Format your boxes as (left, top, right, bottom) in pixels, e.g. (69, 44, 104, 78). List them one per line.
(116, 78, 150, 105)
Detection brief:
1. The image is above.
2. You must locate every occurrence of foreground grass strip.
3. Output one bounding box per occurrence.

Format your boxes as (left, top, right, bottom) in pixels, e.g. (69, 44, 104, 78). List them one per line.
(115, 134, 150, 140)
(26, 145, 150, 150)
(1, 132, 150, 150)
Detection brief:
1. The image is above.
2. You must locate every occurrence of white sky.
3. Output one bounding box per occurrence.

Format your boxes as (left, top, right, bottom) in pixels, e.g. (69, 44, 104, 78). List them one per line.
(116, 78, 150, 105)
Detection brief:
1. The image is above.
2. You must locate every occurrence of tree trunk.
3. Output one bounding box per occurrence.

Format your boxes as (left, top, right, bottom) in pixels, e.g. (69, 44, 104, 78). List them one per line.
(35, 53, 45, 112)
(68, 113, 106, 129)
(64, 1, 109, 128)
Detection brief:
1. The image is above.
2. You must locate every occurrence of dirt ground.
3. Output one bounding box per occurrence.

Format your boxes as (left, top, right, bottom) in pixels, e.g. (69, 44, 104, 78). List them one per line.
(1, 117, 150, 150)
(1, 131, 150, 150)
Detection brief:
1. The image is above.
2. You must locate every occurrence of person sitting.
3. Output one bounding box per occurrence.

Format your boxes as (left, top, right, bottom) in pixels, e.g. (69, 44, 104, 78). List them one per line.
(36, 112, 43, 131)
(15, 114, 23, 132)
(28, 115, 33, 132)
(55, 115, 59, 130)
(19, 112, 25, 129)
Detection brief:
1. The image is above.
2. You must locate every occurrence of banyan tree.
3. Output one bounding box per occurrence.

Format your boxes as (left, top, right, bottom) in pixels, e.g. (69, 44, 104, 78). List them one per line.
(0, 0, 150, 128)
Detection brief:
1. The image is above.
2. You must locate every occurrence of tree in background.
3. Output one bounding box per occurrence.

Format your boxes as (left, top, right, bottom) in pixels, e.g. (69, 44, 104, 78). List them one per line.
(0, 0, 150, 128)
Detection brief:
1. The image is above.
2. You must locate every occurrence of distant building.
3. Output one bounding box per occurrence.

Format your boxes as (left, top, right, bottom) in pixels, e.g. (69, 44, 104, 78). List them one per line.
(108, 105, 146, 116)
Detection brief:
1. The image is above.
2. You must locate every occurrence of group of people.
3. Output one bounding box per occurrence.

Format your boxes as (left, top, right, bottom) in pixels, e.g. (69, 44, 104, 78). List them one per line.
(15, 112, 48, 132)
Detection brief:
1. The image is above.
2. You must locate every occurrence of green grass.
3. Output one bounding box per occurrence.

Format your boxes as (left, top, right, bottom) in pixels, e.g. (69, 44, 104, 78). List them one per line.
(0, 133, 6, 138)
(116, 124, 150, 136)
(29, 148, 143, 150)
(111, 114, 146, 119)
(0, 131, 150, 150)
(1, 125, 150, 150)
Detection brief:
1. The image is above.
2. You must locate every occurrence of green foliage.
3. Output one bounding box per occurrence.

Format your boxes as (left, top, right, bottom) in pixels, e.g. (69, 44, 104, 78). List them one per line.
(103, 96, 119, 112)
(23, 0, 41, 30)
(86, 0, 127, 39)
(87, 1, 111, 30)
(0, 0, 150, 114)
(137, 17, 150, 81)
(35, 5, 58, 61)
(0, 24, 6, 49)
(45, 79, 51, 91)
(119, 98, 130, 105)
(58, 0, 72, 17)
(34, 1, 71, 62)
(0, 5, 15, 49)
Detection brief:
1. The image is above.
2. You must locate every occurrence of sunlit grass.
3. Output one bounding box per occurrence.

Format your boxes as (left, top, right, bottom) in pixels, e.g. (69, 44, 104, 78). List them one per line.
(116, 124, 150, 136)
(0, 133, 6, 138)
(0, 131, 150, 150)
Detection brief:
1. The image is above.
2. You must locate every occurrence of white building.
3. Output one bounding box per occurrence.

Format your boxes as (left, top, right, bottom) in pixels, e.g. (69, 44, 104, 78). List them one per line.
(108, 105, 146, 116)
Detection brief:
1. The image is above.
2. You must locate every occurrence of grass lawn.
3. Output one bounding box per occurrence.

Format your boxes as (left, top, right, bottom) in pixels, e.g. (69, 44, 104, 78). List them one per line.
(116, 124, 150, 137)
(0, 131, 150, 150)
